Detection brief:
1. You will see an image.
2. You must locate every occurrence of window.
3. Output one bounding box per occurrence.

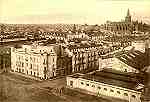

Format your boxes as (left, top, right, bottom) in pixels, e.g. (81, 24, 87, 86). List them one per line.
(22, 63, 24, 67)
(86, 84, 89, 86)
(25, 48, 27, 52)
(92, 85, 95, 87)
(132, 95, 136, 98)
(44, 59, 46, 64)
(31, 71, 32, 75)
(98, 86, 101, 89)
(124, 93, 128, 96)
(81, 82, 84, 85)
(30, 64, 32, 69)
(110, 89, 114, 92)
(44, 67, 46, 71)
(117, 91, 121, 94)
(70, 81, 73, 86)
(37, 72, 39, 76)
(53, 58, 55, 62)
(104, 88, 107, 91)
(22, 69, 24, 72)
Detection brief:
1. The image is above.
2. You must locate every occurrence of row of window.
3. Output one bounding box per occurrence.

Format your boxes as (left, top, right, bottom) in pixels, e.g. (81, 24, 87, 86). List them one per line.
(73, 62, 97, 72)
(80, 82, 136, 98)
(16, 68, 40, 76)
(74, 58, 97, 64)
(74, 52, 98, 57)
(18, 56, 40, 62)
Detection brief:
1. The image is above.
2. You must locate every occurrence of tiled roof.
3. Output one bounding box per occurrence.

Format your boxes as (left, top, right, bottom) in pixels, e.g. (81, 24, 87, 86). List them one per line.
(116, 50, 148, 71)
(82, 69, 144, 91)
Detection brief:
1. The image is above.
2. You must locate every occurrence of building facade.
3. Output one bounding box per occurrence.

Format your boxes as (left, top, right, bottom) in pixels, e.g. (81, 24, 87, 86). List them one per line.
(98, 57, 139, 73)
(67, 70, 142, 102)
(104, 9, 146, 34)
(0, 46, 11, 72)
(104, 9, 132, 34)
(67, 43, 101, 74)
(11, 44, 59, 79)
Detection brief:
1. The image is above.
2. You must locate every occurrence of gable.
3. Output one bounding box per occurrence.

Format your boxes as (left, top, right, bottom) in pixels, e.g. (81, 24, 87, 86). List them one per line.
(112, 58, 138, 73)
(100, 57, 139, 73)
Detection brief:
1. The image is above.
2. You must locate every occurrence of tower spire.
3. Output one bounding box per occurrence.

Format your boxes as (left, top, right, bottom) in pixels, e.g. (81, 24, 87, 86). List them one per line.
(125, 8, 131, 23)
(127, 8, 130, 16)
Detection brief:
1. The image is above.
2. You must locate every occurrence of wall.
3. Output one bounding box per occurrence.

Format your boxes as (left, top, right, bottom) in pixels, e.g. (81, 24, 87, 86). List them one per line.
(10, 44, 58, 79)
(98, 58, 138, 73)
(67, 76, 141, 102)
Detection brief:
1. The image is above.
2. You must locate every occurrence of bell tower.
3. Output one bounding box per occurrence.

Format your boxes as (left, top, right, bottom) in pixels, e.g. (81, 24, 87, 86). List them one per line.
(125, 9, 131, 23)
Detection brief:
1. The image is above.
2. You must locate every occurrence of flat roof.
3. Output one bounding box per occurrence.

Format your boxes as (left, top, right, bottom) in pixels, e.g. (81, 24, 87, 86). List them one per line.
(69, 69, 144, 91)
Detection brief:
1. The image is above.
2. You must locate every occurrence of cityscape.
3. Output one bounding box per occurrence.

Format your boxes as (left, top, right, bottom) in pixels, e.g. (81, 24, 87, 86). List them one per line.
(1, 0, 150, 102)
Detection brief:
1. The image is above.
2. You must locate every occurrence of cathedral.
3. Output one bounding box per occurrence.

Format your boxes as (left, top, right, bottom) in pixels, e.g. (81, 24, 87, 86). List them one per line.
(104, 9, 145, 34)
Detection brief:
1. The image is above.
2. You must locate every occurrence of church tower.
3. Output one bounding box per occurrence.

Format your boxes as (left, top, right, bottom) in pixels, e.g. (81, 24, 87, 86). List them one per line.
(72, 24, 77, 33)
(125, 9, 131, 23)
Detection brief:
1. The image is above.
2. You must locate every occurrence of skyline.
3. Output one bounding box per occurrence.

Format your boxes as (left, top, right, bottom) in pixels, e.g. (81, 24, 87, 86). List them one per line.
(0, 0, 150, 24)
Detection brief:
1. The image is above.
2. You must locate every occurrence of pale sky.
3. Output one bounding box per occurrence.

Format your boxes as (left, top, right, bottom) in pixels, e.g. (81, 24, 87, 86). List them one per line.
(0, 0, 150, 24)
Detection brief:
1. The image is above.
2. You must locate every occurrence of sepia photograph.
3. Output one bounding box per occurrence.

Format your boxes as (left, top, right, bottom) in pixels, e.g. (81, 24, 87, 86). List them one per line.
(0, 0, 150, 102)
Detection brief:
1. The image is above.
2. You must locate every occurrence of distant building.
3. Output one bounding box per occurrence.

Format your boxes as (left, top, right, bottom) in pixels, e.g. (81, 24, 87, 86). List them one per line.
(104, 9, 132, 34)
(131, 40, 146, 52)
(104, 9, 146, 34)
(67, 69, 143, 102)
(0, 46, 11, 72)
(87, 31, 104, 41)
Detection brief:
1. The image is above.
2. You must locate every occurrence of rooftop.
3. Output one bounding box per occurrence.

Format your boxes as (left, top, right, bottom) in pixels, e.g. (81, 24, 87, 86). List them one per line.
(68, 42, 102, 50)
(116, 50, 148, 71)
(69, 69, 144, 91)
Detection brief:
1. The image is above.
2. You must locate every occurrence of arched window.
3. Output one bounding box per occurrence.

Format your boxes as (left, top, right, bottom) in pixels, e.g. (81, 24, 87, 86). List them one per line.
(110, 89, 114, 92)
(104, 88, 107, 91)
(124, 93, 128, 96)
(86, 83, 89, 86)
(117, 91, 121, 94)
(37, 72, 39, 76)
(98, 86, 101, 89)
(132, 95, 136, 98)
(81, 82, 84, 85)
(92, 85, 95, 87)
(123, 26, 124, 30)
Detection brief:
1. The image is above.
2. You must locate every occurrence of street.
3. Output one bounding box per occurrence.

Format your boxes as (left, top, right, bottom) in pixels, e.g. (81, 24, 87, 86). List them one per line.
(0, 72, 127, 102)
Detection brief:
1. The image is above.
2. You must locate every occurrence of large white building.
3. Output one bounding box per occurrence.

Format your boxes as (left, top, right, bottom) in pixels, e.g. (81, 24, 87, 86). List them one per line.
(11, 43, 60, 79)
(65, 42, 102, 74)
(67, 69, 143, 102)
